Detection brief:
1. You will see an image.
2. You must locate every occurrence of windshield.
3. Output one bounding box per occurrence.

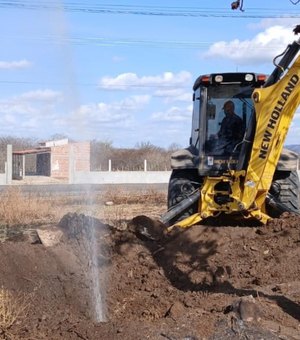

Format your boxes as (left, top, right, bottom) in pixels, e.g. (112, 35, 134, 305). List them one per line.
(204, 85, 254, 156)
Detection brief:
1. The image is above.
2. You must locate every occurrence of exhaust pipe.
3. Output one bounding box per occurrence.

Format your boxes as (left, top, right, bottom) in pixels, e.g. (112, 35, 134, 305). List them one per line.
(160, 190, 200, 225)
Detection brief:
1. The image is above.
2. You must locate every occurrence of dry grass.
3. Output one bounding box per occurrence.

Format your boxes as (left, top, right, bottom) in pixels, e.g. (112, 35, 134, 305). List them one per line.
(101, 189, 167, 228)
(0, 287, 31, 336)
(103, 205, 127, 230)
(0, 187, 56, 227)
(0, 187, 167, 228)
(101, 188, 166, 205)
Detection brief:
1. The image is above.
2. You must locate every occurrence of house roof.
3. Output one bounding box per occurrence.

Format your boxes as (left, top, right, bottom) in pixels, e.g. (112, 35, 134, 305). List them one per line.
(13, 147, 51, 155)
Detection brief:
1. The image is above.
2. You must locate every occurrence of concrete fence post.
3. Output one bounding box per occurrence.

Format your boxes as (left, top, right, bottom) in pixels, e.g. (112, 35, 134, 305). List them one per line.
(108, 159, 112, 172)
(144, 159, 147, 172)
(6, 145, 12, 185)
(22, 154, 26, 179)
(69, 144, 75, 184)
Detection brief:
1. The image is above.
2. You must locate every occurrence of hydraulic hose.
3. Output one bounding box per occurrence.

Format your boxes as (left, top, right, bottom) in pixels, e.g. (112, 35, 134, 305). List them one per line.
(160, 190, 200, 225)
(264, 39, 300, 88)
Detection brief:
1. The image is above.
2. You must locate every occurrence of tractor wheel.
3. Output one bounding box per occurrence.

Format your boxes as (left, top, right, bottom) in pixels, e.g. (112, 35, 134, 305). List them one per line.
(267, 170, 300, 217)
(167, 169, 202, 224)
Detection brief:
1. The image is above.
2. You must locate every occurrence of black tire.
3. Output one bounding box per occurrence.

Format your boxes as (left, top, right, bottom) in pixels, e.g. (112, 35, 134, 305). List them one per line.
(167, 169, 202, 224)
(267, 170, 300, 217)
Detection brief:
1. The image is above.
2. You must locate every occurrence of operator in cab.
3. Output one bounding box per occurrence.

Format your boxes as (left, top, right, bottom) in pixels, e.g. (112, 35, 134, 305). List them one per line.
(216, 100, 244, 154)
(218, 100, 244, 142)
(206, 100, 245, 155)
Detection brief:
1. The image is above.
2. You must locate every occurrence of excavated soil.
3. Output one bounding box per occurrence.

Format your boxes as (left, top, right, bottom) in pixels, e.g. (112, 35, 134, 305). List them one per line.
(0, 210, 300, 339)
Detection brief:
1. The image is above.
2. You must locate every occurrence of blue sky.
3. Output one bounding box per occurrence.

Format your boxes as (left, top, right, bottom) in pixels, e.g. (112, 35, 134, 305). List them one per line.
(1, 0, 300, 148)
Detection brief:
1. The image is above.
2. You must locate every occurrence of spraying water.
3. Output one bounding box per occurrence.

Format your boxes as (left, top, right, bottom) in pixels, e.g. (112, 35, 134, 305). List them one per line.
(51, 2, 107, 322)
(87, 215, 107, 322)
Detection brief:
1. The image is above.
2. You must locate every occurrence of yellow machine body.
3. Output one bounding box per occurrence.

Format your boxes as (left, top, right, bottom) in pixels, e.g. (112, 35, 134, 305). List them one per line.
(173, 55, 300, 229)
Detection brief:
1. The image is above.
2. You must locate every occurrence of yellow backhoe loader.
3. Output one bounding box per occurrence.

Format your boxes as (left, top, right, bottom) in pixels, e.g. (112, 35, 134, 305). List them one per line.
(159, 37, 300, 231)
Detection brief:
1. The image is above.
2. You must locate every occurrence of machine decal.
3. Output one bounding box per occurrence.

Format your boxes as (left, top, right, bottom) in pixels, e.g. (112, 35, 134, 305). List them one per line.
(259, 74, 299, 159)
(207, 156, 214, 166)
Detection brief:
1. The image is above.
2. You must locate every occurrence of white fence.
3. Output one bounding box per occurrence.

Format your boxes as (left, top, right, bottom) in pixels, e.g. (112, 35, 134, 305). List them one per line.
(70, 168, 300, 185)
(70, 170, 172, 184)
(0, 173, 7, 185)
(0, 145, 12, 185)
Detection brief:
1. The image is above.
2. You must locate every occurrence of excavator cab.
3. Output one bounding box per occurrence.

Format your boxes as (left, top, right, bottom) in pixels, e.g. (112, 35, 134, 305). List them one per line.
(190, 72, 266, 176)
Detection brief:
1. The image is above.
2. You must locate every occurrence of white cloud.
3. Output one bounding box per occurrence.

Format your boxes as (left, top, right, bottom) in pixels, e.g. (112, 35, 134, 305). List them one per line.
(122, 94, 150, 108)
(3, 114, 17, 124)
(0, 90, 153, 139)
(19, 89, 62, 101)
(204, 25, 295, 65)
(0, 102, 37, 115)
(71, 95, 150, 126)
(0, 89, 63, 117)
(99, 71, 192, 90)
(248, 18, 300, 31)
(153, 88, 191, 103)
(0, 60, 32, 70)
(74, 103, 131, 123)
(22, 118, 38, 129)
(151, 105, 192, 122)
(0, 89, 65, 138)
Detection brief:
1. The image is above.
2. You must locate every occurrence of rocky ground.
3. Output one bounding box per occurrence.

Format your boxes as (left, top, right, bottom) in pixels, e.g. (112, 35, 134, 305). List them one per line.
(0, 206, 299, 339)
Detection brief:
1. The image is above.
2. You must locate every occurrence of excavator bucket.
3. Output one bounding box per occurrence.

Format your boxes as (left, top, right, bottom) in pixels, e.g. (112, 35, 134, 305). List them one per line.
(130, 191, 201, 240)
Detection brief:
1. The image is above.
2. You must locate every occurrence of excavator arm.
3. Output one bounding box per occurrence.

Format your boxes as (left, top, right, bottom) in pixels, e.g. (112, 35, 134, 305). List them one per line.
(242, 51, 300, 221)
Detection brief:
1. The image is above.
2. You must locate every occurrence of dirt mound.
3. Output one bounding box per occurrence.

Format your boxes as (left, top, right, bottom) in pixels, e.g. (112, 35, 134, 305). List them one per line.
(0, 212, 299, 339)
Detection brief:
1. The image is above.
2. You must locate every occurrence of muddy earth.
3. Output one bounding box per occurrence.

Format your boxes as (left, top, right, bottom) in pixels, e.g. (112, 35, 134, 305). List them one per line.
(0, 211, 300, 339)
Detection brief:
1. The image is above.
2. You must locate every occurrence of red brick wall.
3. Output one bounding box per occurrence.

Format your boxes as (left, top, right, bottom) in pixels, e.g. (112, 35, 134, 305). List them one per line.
(50, 144, 69, 178)
(50, 142, 90, 178)
(73, 142, 90, 172)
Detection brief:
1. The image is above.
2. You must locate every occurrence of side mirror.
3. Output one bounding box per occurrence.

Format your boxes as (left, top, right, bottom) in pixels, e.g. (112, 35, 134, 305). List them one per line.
(207, 102, 216, 119)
